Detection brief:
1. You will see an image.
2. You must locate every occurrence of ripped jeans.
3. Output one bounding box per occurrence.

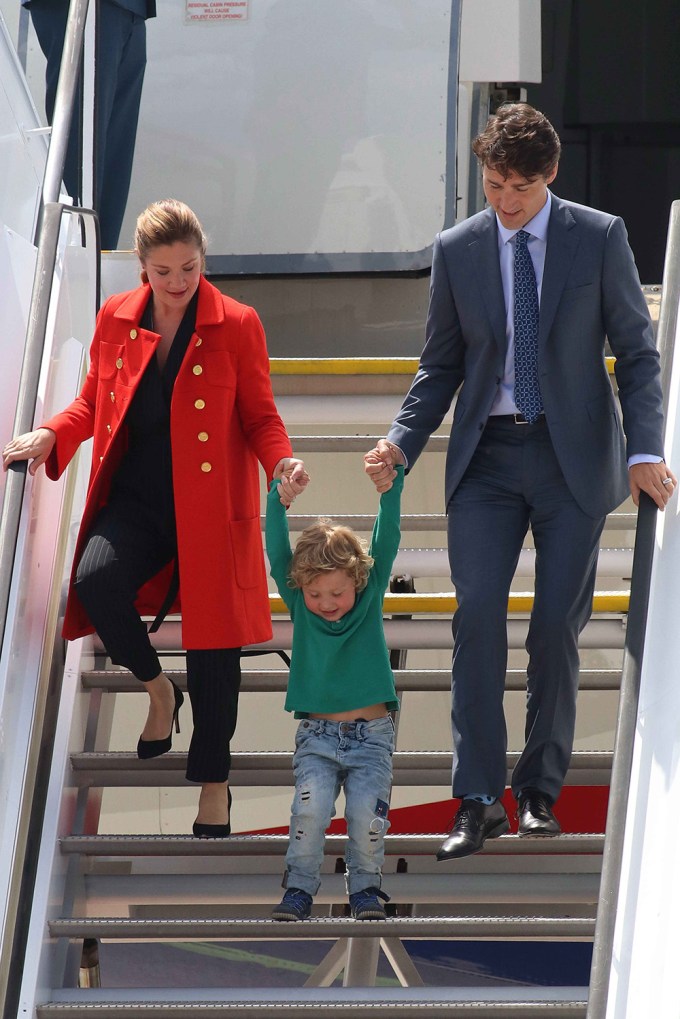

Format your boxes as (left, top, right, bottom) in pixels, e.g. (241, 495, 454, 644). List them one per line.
(283, 716, 395, 896)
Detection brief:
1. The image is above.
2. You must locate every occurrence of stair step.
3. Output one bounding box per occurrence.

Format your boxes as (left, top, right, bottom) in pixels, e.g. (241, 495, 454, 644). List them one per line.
(273, 511, 635, 532)
(49, 915, 596, 941)
(65, 875, 601, 912)
(37, 992, 588, 1018)
(37, 988, 589, 1018)
(69, 750, 613, 787)
(290, 434, 450, 453)
(81, 668, 622, 694)
(99, 617, 626, 652)
(60, 833, 605, 857)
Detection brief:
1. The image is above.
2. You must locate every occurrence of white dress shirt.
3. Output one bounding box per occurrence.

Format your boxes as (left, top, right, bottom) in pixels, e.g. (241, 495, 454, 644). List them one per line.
(489, 192, 551, 417)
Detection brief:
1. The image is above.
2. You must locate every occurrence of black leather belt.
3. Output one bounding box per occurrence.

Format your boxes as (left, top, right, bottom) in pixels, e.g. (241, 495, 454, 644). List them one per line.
(489, 413, 545, 425)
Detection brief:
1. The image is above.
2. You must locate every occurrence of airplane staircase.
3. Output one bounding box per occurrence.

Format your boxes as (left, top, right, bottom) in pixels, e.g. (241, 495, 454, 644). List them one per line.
(2, 0, 680, 1011)
(18, 340, 665, 1017)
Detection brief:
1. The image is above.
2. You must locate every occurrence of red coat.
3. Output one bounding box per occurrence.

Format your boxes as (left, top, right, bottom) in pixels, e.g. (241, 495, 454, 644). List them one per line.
(43, 276, 293, 648)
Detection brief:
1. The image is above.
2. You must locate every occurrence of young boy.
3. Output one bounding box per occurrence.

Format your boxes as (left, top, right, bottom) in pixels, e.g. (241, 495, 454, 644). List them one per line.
(265, 462, 405, 921)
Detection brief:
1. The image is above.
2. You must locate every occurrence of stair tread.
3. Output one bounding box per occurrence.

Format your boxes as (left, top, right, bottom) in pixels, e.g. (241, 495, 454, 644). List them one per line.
(37, 990, 589, 1018)
(50, 915, 596, 939)
(72, 749, 613, 764)
(60, 832, 605, 856)
(68, 750, 613, 787)
(81, 668, 623, 693)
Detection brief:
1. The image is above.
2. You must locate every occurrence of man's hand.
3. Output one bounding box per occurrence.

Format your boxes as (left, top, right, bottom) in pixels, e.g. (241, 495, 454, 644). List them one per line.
(364, 439, 405, 493)
(272, 457, 310, 506)
(629, 461, 677, 510)
(2, 428, 56, 475)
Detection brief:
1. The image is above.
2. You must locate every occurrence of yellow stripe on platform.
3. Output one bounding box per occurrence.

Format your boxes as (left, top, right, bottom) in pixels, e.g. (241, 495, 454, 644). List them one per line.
(269, 592, 629, 614)
(271, 356, 617, 376)
(270, 358, 420, 375)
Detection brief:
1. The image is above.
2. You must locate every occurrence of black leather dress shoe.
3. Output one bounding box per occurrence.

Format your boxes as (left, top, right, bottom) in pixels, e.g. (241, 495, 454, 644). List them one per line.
(517, 788, 561, 837)
(436, 798, 510, 861)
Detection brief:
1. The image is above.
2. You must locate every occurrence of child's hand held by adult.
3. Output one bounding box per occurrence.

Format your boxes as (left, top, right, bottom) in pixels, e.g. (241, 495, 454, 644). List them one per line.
(273, 456, 310, 506)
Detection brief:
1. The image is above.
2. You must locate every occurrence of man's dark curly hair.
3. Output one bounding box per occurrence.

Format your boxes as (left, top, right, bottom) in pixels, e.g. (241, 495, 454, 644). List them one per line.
(472, 103, 561, 180)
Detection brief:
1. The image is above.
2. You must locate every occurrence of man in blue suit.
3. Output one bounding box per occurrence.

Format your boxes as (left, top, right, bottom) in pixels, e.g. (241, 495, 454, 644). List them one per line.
(23, 0, 156, 249)
(366, 104, 675, 858)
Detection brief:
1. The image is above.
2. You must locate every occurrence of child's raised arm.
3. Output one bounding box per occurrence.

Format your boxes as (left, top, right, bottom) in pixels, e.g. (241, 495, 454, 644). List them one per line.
(366, 460, 404, 590)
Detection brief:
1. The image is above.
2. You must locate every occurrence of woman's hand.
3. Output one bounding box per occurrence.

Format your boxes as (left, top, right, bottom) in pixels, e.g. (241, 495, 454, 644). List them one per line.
(2, 428, 56, 475)
(272, 457, 310, 506)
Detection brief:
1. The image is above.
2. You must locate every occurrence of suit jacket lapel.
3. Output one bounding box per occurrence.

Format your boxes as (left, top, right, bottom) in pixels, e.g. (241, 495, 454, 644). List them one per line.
(468, 209, 507, 359)
(539, 196, 580, 347)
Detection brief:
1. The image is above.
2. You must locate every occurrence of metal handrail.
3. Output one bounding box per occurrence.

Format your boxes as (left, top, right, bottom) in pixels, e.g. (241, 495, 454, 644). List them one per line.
(0, 204, 98, 1019)
(0, 4, 95, 1014)
(0, 202, 97, 650)
(587, 200, 680, 1018)
(0, 0, 91, 648)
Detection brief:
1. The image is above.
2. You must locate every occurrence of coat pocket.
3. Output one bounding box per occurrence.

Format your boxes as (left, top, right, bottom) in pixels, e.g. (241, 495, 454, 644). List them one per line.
(586, 390, 616, 422)
(229, 516, 265, 589)
(98, 343, 128, 381)
(202, 349, 236, 388)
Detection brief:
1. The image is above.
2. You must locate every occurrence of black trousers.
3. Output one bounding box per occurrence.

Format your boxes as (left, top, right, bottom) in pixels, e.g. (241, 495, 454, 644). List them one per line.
(74, 502, 241, 783)
(29, 0, 147, 249)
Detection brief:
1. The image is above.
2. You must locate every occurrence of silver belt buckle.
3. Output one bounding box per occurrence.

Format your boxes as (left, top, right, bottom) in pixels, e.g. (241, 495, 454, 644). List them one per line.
(513, 413, 529, 425)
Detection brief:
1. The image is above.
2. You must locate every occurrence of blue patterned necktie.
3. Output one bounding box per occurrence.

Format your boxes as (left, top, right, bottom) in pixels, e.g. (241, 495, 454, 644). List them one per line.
(513, 229, 543, 423)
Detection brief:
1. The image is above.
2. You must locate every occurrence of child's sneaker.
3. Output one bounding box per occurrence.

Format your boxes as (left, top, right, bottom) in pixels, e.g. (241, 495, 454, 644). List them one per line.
(271, 887, 313, 921)
(348, 887, 390, 920)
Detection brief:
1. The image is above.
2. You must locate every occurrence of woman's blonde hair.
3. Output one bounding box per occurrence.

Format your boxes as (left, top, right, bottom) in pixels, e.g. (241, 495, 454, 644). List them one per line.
(134, 199, 207, 283)
(289, 518, 374, 592)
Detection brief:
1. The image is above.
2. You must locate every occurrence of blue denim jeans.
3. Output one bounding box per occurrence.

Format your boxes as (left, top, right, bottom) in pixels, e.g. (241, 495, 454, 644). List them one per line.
(284, 716, 395, 896)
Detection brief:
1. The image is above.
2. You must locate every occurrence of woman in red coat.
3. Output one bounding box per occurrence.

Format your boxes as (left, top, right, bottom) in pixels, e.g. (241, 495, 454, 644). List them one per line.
(2, 199, 308, 836)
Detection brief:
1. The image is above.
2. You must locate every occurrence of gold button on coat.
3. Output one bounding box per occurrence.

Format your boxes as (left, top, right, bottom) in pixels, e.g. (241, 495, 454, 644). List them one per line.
(106, 424, 112, 433)
(116, 358, 123, 369)
(195, 337, 203, 347)
(193, 365, 203, 376)
(194, 399, 205, 410)
(201, 462, 212, 473)
(198, 432, 209, 442)
(110, 392, 115, 402)
(129, 329, 137, 339)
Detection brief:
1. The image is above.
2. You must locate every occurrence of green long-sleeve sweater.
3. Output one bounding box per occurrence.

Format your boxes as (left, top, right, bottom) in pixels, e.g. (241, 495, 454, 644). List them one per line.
(266, 468, 404, 717)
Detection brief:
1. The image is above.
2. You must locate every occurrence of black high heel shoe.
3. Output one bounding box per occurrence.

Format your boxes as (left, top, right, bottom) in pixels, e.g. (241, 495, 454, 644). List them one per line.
(137, 678, 184, 760)
(193, 787, 232, 839)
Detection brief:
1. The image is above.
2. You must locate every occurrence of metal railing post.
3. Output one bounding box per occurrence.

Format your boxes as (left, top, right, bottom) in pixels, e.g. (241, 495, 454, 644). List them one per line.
(587, 200, 680, 1018)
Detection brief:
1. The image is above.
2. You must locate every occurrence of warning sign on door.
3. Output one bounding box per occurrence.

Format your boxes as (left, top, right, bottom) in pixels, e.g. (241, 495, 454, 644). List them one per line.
(186, 1, 249, 21)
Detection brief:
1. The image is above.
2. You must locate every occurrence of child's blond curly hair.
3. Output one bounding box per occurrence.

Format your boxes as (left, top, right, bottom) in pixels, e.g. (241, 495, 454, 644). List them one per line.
(289, 518, 374, 592)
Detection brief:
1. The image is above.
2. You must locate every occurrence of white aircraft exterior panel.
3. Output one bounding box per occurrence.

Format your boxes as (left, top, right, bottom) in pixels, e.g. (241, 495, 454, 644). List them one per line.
(122, 0, 461, 270)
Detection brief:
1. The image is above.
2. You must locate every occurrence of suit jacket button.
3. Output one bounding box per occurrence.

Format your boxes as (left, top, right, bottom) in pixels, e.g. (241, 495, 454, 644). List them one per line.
(110, 392, 115, 402)
(129, 329, 138, 339)
(106, 424, 112, 433)
(201, 462, 212, 473)
(198, 432, 209, 442)
(193, 365, 203, 376)
(194, 399, 205, 410)
(195, 337, 203, 347)
(116, 358, 124, 369)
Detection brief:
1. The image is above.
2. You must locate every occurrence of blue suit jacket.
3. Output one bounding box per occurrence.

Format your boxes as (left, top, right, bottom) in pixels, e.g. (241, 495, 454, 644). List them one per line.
(388, 194, 665, 519)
